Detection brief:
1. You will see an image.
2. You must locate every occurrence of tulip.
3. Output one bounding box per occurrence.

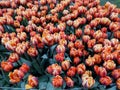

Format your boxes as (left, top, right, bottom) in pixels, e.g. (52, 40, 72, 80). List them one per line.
(86, 56, 95, 66)
(9, 69, 24, 84)
(56, 44, 65, 53)
(77, 64, 86, 75)
(64, 77, 74, 87)
(27, 75, 38, 87)
(112, 69, 120, 79)
(99, 76, 112, 86)
(82, 76, 95, 88)
(75, 29, 82, 38)
(103, 60, 116, 70)
(93, 44, 103, 53)
(116, 78, 120, 89)
(1, 61, 13, 72)
(52, 75, 63, 87)
(73, 57, 80, 65)
(94, 65, 107, 77)
(19, 63, 30, 73)
(8, 53, 19, 63)
(61, 60, 70, 71)
(55, 53, 64, 62)
(67, 66, 76, 77)
(27, 47, 38, 57)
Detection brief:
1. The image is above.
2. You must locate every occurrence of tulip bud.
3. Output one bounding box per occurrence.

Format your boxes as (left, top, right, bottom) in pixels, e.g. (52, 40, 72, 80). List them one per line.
(87, 39, 96, 48)
(27, 75, 38, 87)
(99, 76, 112, 86)
(52, 75, 63, 87)
(93, 44, 103, 53)
(112, 69, 120, 79)
(74, 40, 83, 49)
(8, 53, 19, 63)
(9, 69, 24, 84)
(86, 56, 95, 66)
(75, 29, 82, 38)
(68, 42, 74, 49)
(19, 63, 30, 74)
(103, 60, 116, 70)
(64, 77, 74, 87)
(61, 60, 70, 71)
(116, 78, 120, 89)
(27, 47, 38, 57)
(56, 44, 65, 53)
(73, 57, 80, 65)
(1, 61, 13, 72)
(67, 66, 76, 77)
(94, 65, 107, 77)
(82, 76, 95, 88)
(55, 53, 64, 62)
(77, 64, 86, 75)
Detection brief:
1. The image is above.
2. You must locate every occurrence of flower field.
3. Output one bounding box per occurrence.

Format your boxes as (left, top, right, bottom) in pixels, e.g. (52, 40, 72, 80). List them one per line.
(0, 0, 120, 90)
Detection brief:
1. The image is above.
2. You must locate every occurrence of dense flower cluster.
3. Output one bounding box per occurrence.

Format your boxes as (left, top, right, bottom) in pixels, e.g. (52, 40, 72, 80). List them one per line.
(0, 0, 120, 89)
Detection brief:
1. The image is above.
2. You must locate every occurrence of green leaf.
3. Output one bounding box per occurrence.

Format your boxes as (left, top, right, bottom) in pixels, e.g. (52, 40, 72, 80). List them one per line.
(3, 25, 15, 33)
(39, 82, 47, 90)
(39, 75, 48, 82)
(46, 82, 54, 90)
(49, 44, 57, 57)
(21, 17, 28, 26)
(32, 60, 42, 74)
(107, 86, 117, 90)
(20, 57, 32, 66)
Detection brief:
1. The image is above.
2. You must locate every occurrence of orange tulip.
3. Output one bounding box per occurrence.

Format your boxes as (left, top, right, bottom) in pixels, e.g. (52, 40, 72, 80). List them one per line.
(9, 69, 24, 84)
(56, 44, 65, 53)
(103, 60, 116, 70)
(116, 78, 120, 89)
(28, 75, 38, 87)
(1, 61, 13, 72)
(94, 65, 107, 77)
(73, 57, 80, 65)
(55, 53, 64, 62)
(61, 60, 70, 71)
(52, 75, 63, 87)
(112, 69, 120, 79)
(8, 53, 19, 63)
(19, 63, 30, 73)
(77, 64, 86, 75)
(64, 77, 74, 87)
(27, 47, 38, 57)
(67, 66, 76, 77)
(99, 76, 112, 86)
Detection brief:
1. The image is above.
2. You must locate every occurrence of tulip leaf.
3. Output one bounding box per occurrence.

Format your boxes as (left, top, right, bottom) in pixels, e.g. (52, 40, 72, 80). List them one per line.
(39, 82, 47, 90)
(46, 82, 54, 90)
(21, 17, 28, 26)
(3, 25, 15, 33)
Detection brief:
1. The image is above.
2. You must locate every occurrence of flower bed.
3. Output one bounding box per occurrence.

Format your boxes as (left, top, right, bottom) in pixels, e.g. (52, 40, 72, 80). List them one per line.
(0, 0, 120, 90)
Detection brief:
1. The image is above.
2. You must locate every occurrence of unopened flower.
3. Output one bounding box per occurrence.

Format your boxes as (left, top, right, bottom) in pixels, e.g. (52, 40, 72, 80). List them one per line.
(116, 78, 120, 89)
(112, 69, 120, 79)
(56, 44, 65, 53)
(8, 53, 19, 63)
(93, 44, 103, 53)
(75, 29, 82, 38)
(99, 76, 112, 86)
(1, 61, 13, 72)
(77, 64, 86, 75)
(67, 66, 76, 77)
(68, 42, 74, 49)
(103, 60, 116, 70)
(47, 64, 62, 76)
(55, 53, 64, 62)
(87, 39, 96, 48)
(64, 76, 74, 87)
(27, 47, 38, 57)
(27, 75, 38, 87)
(82, 76, 95, 88)
(9, 69, 24, 84)
(61, 60, 70, 71)
(94, 65, 107, 77)
(19, 63, 30, 73)
(52, 75, 63, 87)
(73, 57, 80, 65)
(86, 56, 95, 66)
